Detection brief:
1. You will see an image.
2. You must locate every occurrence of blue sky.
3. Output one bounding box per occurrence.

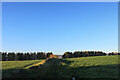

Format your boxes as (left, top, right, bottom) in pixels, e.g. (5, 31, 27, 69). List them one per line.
(2, 2, 118, 54)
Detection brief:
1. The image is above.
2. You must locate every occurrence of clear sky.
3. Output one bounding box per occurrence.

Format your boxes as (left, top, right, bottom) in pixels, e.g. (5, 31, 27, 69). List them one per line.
(2, 2, 118, 55)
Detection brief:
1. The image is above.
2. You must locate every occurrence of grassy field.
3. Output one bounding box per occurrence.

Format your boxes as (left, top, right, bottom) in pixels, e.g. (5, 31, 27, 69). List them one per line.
(1, 55, 119, 79)
(2, 60, 44, 69)
(1, 60, 44, 77)
(61, 55, 119, 78)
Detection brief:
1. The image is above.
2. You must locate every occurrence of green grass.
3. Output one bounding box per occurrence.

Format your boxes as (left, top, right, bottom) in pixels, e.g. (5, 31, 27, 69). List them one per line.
(1, 60, 44, 76)
(1, 55, 119, 79)
(64, 55, 118, 67)
(61, 55, 119, 78)
(2, 60, 44, 69)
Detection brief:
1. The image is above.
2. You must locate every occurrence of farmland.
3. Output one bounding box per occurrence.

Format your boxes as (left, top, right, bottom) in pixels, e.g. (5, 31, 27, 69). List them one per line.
(62, 55, 119, 78)
(1, 60, 44, 78)
(1, 55, 119, 79)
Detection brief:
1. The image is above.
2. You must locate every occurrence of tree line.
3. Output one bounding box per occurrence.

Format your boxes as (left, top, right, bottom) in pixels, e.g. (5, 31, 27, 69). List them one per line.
(0, 51, 119, 61)
(0, 52, 53, 61)
(62, 51, 120, 58)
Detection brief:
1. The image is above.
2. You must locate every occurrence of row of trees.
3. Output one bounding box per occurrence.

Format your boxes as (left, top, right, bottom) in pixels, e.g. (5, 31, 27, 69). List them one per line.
(0, 51, 119, 60)
(108, 52, 120, 55)
(0, 52, 53, 61)
(62, 51, 120, 58)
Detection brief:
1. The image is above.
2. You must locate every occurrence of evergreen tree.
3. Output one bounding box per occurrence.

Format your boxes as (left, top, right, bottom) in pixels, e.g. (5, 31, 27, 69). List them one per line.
(46, 52, 53, 58)
(16, 52, 24, 61)
(7, 52, 15, 61)
(2, 52, 7, 61)
(62, 52, 73, 58)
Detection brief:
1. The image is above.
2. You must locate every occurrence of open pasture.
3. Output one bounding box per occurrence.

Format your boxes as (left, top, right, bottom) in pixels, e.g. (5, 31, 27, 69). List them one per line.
(1, 55, 119, 79)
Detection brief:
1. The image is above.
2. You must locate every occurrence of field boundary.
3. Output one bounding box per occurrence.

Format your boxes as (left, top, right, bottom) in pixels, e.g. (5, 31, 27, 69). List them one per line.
(24, 58, 51, 69)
